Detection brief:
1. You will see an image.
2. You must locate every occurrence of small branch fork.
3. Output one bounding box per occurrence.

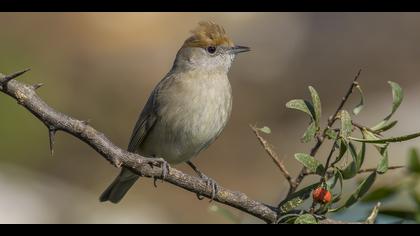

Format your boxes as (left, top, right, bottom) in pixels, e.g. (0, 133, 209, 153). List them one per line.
(288, 69, 363, 196)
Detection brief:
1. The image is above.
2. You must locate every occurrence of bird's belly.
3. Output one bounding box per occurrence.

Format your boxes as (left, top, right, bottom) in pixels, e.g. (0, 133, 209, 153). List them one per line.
(139, 82, 232, 164)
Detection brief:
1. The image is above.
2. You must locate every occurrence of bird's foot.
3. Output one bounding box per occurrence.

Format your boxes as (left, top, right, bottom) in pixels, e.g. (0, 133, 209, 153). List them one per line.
(196, 173, 219, 202)
(143, 157, 170, 187)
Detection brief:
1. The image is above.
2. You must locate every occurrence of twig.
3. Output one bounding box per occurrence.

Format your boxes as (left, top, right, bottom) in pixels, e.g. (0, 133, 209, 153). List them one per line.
(288, 69, 362, 196)
(250, 125, 293, 186)
(365, 202, 381, 224)
(322, 136, 339, 179)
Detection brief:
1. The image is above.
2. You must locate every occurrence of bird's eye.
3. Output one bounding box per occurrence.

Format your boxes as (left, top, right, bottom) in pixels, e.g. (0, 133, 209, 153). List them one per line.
(206, 46, 216, 54)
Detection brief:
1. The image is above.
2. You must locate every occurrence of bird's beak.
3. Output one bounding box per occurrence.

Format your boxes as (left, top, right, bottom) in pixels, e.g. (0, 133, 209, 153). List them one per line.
(230, 45, 251, 54)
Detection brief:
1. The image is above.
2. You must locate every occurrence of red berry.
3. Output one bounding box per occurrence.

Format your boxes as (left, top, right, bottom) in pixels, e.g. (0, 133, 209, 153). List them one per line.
(312, 187, 332, 204)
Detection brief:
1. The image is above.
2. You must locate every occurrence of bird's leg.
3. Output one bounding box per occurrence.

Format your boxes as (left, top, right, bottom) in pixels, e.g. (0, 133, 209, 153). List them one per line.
(143, 155, 170, 187)
(186, 161, 219, 202)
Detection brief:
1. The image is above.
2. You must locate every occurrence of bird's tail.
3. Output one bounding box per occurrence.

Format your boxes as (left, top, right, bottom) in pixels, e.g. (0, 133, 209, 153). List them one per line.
(99, 168, 140, 203)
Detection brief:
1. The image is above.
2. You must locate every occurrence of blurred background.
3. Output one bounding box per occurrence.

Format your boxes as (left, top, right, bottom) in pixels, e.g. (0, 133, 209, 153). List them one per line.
(1, 12, 420, 223)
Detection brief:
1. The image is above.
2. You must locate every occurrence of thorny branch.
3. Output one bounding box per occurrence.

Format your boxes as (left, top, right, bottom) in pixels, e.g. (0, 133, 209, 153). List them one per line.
(0, 69, 378, 224)
(0, 69, 276, 223)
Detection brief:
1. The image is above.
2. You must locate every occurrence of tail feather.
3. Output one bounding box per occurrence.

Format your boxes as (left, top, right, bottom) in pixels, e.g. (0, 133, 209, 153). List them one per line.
(100, 168, 140, 203)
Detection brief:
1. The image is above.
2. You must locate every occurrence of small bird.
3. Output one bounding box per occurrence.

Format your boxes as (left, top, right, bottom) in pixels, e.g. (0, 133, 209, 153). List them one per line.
(100, 21, 250, 203)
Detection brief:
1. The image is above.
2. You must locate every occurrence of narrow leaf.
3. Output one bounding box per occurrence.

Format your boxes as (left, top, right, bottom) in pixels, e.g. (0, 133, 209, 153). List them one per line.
(301, 122, 317, 143)
(325, 128, 338, 140)
(371, 120, 398, 133)
(361, 129, 387, 149)
(371, 81, 404, 131)
(279, 197, 304, 214)
(258, 126, 271, 134)
(308, 86, 321, 125)
(344, 172, 377, 208)
(340, 142, 358, 180)
(350, 131, 420, 144)
(279, 183, 320, 210)
(352, 85, 365, 115)
(357, 142, 366, 170)
(340, 110, 352, 140)
(294, 214, 317, 224)
(376, 148, 389, 174)
(332, 139, 348, 165)
(286, 99, 315, 119)
(295, 153, 325, 175)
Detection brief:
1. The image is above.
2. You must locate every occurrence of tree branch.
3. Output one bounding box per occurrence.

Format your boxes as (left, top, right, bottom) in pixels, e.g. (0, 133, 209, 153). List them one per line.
(0, 69, 365, 224)
(0, 70, 278, 223)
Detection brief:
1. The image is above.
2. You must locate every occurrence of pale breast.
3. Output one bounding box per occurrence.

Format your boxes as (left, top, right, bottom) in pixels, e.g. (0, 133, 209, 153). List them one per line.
(139, 71, 232, 164)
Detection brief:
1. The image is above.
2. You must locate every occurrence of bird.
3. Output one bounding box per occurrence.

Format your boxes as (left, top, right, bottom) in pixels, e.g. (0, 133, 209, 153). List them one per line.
(100, 21, 250, 203)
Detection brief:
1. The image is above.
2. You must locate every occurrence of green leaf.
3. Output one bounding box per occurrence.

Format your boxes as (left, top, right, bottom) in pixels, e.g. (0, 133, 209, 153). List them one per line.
(350, 131, 420, 144)
(294, 214, 317, 224)
(332, 139, 348, 165)
(258, 126, 271, 134)
(344, 172, 377, 208)
(371, 120, 398, 133)
(357, 142, 366, 170)
(408, 148, 420, 174)
(388, 81, 404, 115)
(277, 215, 299, 224)
(352, 85, 365, 115)
(340, 142, 358, 180)
(376, 148, 389, 174)
(371, 81, 404, 131)
(325, 128, 338, 140)
(286, 99, 315, 120)
(295, 153, 325, 175)
(361, 129, 387, 149)
(301, 122, 317, 143)
(332, 172, 344, 207)
(326, 169, 339, 190)
(326, 168, 344, 205)
(279, 197, 304, 214)
(362, 186, 399, 202)
(280, 183, 320, 206)
(340, 110, 352, 140)
(308, 86, 321, 125)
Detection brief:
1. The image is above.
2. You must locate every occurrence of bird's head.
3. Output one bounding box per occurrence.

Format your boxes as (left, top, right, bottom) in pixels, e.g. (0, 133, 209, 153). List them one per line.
(173, 21, 250, 73)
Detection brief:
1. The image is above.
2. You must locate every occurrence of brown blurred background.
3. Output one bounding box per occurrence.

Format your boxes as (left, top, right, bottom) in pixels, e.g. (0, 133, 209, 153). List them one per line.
(1, 13, 420, 223)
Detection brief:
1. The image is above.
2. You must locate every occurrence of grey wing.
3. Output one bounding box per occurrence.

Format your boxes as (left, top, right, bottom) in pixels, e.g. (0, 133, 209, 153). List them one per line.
(127, 90, 158, 152)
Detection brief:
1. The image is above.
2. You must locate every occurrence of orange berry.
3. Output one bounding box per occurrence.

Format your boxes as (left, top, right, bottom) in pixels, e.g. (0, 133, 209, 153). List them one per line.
(312, 187, 332, 204)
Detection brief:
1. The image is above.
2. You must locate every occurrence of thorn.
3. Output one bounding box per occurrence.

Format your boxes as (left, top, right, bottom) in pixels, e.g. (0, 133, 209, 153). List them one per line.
(81, 119, 91, 125)
(48, 127, 57, 157)
(2, 68, 31, 84)
(32, 83, 44, 90)
(114, 159, 123, 168)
